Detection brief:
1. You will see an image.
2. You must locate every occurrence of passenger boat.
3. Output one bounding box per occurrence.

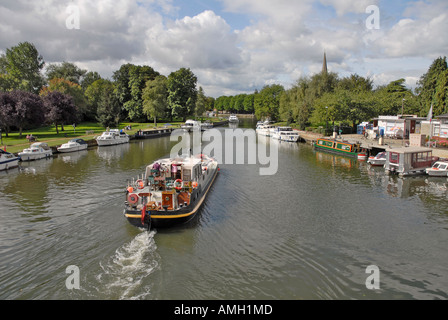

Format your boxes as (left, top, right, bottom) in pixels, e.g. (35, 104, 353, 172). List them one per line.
(57, 139, 88, 153)
(0, 149, 20, 171)
(18, 142, 53, 161)
(313, 138, 362, 158)
(425, 160, 448, 177)
(367, 152, 387, 166)
(181, 120, 201, 132)
(271, 127, 300, 142)
(123, 154, 219, 229)
(384, 147, 439, 176)
(228, 114, 239, 123)
(96, 129, 129, 146)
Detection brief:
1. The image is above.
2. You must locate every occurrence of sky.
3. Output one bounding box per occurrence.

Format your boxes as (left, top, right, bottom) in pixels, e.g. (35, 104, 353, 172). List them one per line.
(1, 0, 447, 98)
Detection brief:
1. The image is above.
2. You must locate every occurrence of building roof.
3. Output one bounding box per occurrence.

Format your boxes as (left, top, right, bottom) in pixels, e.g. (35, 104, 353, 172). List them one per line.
(436, 113, 448, 118)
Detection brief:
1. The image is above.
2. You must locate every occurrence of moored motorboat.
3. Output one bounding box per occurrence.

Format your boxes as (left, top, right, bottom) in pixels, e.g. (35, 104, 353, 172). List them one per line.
(272, 127, 300, 142)
(57, 139, 88, 153)
(123, 154, 219, 229)
(181, 120, 201, 132)
(228, 114, 239, 123)
(0, 149, 20, 171)
(425, 160, 448, 177)
(367, 152, 387, 166)
(18, 142, 53, 161)
(96, 129, 129, 146)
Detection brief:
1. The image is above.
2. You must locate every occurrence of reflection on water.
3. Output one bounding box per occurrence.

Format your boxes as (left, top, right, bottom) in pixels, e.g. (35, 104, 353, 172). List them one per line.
(0, 119, 447, 300)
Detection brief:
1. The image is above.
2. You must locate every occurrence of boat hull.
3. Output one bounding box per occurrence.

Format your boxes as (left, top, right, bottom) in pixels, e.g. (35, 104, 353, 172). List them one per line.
(0, 158, 19, 171)
(57, 145, 88, 153)
(426, 170, 448, 177)
(124, 165, 219, 229)
(18, 151, 52, 161)
(96, 138, 129, 146)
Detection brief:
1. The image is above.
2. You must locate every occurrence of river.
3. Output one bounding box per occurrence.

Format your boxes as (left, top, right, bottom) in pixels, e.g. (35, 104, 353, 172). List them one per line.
(0, 119, 447, 300)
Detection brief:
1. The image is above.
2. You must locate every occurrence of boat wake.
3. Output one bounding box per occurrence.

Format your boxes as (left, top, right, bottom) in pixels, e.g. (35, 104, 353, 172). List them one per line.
(92, 231, 159, 300)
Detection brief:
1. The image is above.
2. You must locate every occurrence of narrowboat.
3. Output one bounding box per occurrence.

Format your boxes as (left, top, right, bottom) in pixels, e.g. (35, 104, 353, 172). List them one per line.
(313, 138, 363, 158)
(384, 147, 439, 176)
(123, 154, 219, 229)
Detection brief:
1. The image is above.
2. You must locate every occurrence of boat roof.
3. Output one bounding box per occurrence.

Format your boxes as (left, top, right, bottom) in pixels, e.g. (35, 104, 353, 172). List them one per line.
(387, 147, 433, 154)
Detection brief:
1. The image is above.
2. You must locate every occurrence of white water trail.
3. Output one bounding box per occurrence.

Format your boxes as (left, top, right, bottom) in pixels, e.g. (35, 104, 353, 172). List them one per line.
(95, 231, 159, 300)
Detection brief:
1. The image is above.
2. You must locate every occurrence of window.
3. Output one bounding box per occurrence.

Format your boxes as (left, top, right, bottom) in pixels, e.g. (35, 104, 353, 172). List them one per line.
(390, 153, 399, 164)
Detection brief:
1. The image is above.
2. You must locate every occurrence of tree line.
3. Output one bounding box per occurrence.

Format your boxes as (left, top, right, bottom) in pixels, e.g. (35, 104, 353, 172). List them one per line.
(218, 56, 448, 132)
(0, 42, 214, 137)
(1, 41, 447, 137)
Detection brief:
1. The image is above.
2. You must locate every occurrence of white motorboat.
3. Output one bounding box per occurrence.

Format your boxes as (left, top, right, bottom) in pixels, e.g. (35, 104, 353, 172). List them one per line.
(272, 127, 300, 142)
(256, 124, 276, 137)
(367, 152, 387, 166)
(18, 142, 53, 161)
(426, 160, 448, 177)
(96, 129, 129, 146)
(57, 139, 88, 153)
(228, 115, 239, 123)
(0, 149, 20, 171)
(181, 120, 201, 132)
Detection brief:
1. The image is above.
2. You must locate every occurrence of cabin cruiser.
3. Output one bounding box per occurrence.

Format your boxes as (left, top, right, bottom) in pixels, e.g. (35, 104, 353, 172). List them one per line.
(425, 160, 448, 177)
(181, 120, 201, 132)
(367, 152, 387, 167)
(228, 114, 239, 123)
(96, 129, 129, 146)
(57, 139, 88, 153)
(271, 127, 300, 142)
(124, 154, 219, 229)
(256, 124, 276, 137)
(0, 149, 20, 171)
(18, 142, 53, 161)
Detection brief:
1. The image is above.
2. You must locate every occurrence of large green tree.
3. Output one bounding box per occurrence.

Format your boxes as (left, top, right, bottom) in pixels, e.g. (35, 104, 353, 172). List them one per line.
(142, 75, 169, 125)
(254, 84, 284, 121)
(0, 42, 45, 93)
(167, 68, 198, 121)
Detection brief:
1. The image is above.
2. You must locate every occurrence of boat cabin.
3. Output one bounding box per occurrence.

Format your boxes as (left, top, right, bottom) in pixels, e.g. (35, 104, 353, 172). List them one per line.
(384, 147, 438, 176)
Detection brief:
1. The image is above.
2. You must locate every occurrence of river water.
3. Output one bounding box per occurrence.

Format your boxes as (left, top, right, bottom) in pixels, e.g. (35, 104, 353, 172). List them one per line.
(0, 119, 447, 300)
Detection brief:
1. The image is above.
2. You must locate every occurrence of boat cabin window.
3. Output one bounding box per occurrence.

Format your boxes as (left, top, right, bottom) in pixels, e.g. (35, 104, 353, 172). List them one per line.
(439, 164, 447, 170)
(183, 168, 191, 181)
(389, 152, 399, 164)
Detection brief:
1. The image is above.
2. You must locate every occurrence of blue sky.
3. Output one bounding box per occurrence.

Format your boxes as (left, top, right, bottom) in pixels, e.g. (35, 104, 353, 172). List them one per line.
(1, 0, 447, 97)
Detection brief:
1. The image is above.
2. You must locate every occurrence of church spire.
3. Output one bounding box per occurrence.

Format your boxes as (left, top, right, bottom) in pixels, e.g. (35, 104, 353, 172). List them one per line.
(322, 51, 328, 75)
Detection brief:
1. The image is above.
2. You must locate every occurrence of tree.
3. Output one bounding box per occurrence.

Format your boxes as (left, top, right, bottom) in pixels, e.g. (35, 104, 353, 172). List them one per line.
(81, 71, 102, 91)
(0, 42, 45, 93)
(126, 65, 159, 121)
(40, 78, 88, 120)
(243, 94, 254, 113)
(0, 92, 16, 137)
(142, 75, 169, 125)
(195, 87, 207, 117)
(254, 84, 284, 121)
(43, 91, 78, 134)
(96, 84, 121, 128)
(8, 91, 45, 138)
(167, 68, 198, 121)
(45, 62, 87, 84)
(416, 57, 448, 116)
(84, 79, 115, 120)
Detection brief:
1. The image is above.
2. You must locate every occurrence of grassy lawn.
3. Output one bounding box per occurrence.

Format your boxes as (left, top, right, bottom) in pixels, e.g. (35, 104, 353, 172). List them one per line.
(1, 121, 185, 154)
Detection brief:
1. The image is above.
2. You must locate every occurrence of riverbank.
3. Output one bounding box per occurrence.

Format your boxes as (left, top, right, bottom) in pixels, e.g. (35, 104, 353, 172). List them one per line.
(296, 130, 448, 159)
